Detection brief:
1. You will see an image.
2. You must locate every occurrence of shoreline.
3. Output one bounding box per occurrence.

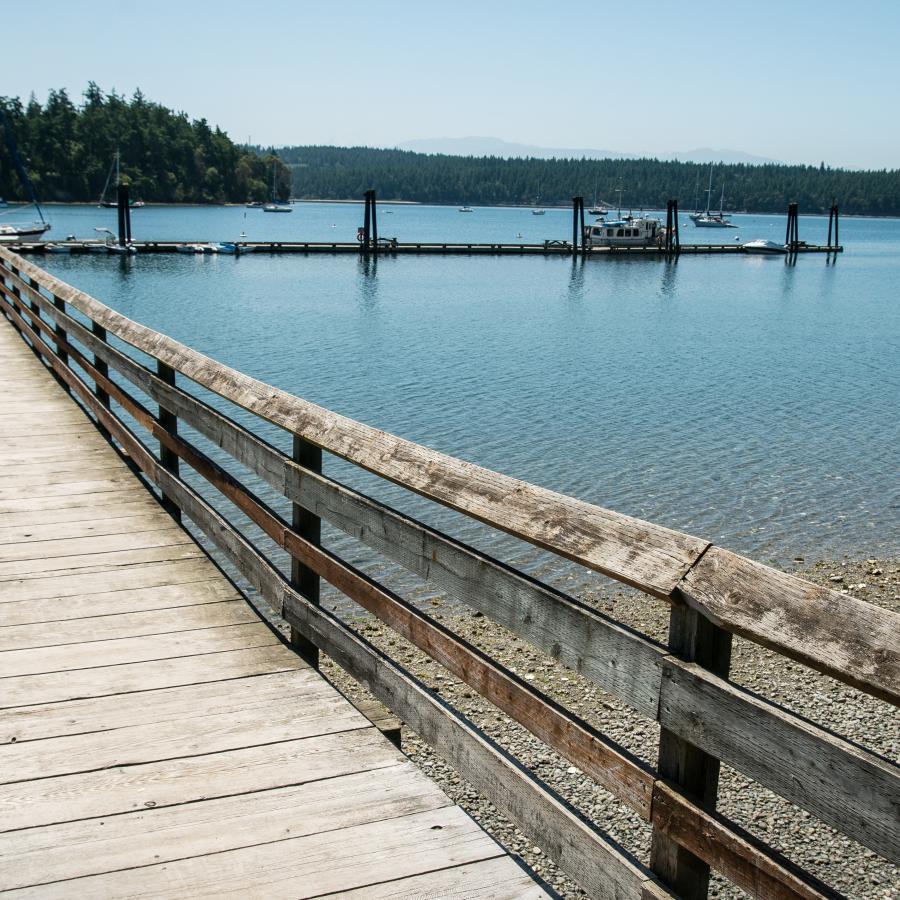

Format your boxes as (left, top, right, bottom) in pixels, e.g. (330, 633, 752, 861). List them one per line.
(305, 555, 898, 898)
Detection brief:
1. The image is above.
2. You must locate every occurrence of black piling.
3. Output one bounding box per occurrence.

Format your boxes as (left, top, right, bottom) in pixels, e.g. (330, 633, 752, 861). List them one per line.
(116, 184, 128, 246)
(579, 198, 586, 256)
(362, 192, 371, 254)
(665, 201, 673, 254)
(827, 200, 840, 250)
(673, 199, 681, 254)
(370, 190, 378, 256)
(785, 202, 799, 251)
(572, 197, 584, 255)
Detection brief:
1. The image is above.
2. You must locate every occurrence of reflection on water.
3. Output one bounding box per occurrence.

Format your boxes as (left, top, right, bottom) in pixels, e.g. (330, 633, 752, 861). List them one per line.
(35, 207, 900, 593)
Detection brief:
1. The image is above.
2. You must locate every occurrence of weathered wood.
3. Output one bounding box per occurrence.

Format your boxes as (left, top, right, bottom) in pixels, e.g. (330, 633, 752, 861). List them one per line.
(651, 606, 733, 898)
(0, 728, 399, 832)
(0, 622, 279, 678)
(1, 669, 325, 743)
(678, 546, 900, 705)
(0, 601, 258, 651)
(1, 681, 366, 782)
(658, 657, 900, 865)
(650, 782, 840, 900)
(0, 510, 172, 545)
(0, 764, 452, 892)
(0, 527, 194, 565)
(5, 807, 512, 899)
(2, 644, 303, 708)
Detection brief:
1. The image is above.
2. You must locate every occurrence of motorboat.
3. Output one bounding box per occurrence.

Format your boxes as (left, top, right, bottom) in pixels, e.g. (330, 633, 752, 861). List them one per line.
(531, 209, 546, 216)
(459, 206, 473, 212)
(93, 227, 136, 254)
(246, 201, 264, 208)
(584, 215, 663, 248)
(742, 239, 787, 255)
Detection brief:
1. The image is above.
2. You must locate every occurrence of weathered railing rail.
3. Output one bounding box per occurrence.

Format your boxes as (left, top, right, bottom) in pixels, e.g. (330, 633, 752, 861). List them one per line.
(1, 246, 896, 900)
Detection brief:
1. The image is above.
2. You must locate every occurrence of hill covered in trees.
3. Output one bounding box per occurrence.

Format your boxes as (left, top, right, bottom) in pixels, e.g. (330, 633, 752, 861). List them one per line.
(0, 85, 291, 204)
(281, 145, 900, 216)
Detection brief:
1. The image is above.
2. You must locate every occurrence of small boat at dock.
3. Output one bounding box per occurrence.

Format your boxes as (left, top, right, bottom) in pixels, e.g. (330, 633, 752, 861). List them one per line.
(742, 239, 787, 254)
(584, 214, 663, 248)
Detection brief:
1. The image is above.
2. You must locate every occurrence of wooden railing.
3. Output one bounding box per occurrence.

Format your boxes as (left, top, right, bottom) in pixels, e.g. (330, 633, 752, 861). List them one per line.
(1, 246, 896, 900)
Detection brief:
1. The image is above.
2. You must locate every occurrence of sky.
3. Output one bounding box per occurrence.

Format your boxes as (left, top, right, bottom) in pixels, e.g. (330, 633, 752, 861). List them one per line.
(4, 0, 899, 170)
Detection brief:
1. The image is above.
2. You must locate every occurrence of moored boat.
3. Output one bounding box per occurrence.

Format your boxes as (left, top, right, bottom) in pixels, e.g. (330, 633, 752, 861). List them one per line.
(0, 221, 51, 239)
(742, 239, 787, 255)
(584, 214, 663, 247)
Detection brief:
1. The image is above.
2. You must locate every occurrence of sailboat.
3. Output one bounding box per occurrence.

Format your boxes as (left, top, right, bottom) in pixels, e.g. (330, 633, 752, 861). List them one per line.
(98, 151, 144, 208)
(691, 166, 736, 228)
(263, 160, 292, 212)
(0, 108, 51, 239)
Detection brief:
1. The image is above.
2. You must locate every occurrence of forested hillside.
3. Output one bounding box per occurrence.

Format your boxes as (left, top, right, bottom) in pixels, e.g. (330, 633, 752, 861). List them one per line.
(281, 145, 900, 216)
(0, 85, 291, 204)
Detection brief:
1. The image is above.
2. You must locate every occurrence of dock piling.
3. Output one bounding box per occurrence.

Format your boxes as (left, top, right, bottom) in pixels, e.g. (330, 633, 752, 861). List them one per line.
(572, 197, 584, 255)
(117, 184, 129, 246)
(785, 202, 799, 251)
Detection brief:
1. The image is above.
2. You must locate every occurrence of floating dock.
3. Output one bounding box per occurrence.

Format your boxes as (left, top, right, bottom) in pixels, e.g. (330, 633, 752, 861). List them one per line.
(3, 238, 842, 257)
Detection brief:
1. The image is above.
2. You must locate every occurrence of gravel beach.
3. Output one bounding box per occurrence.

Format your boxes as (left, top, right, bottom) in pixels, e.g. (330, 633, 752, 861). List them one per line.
(316, 557, 899, 899)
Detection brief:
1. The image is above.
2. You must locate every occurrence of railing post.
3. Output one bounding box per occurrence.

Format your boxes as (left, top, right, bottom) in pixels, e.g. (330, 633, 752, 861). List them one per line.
(290, 435, 322, 668)
(92, 322, 111, 437)
(156, 361, 181, 522)
(650, 605, 732, 899)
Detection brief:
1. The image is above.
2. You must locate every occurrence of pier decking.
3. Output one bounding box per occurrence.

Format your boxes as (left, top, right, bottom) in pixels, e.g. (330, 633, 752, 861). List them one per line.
(0, 320, 548, 897)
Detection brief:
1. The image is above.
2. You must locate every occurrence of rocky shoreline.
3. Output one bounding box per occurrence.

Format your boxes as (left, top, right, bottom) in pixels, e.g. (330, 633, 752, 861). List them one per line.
(318, 557, 898, 899)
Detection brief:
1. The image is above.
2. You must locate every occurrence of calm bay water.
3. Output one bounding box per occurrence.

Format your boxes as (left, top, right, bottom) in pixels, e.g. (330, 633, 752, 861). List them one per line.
(26, 202, 899, 601)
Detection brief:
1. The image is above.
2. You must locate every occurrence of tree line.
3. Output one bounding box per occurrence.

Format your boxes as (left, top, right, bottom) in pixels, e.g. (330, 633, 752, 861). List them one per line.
(281, 145, 900, 216)
(0, 85, 291, 204)
(2, 86, 897, 215)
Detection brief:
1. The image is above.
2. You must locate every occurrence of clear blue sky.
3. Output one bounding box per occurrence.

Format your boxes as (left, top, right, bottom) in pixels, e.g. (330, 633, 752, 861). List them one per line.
(5, 0, 899, 169)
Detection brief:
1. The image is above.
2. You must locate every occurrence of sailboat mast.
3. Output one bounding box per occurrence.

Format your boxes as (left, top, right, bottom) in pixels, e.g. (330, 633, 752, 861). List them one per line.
(719, 181, 725, 217)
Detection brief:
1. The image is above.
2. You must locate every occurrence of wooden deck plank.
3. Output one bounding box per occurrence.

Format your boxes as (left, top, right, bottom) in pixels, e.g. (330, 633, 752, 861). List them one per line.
(0, 498, 169, 531)
(0, 601, 260, 651)
(0, 528, 196, 566)
(4, 806, 506, 899)
(0, 557, 230, 603)
(0, 579, 241, 626)
(1, 644, 303, 708)
(2, 669, 327, 743)
(0, 622, 279, 678)
(0, 764, 452, 891)
(0, 511, 175, 546)
(0, 728, 397, 832)
(1, 676, 367, 782)
(327, 856, 551, 899)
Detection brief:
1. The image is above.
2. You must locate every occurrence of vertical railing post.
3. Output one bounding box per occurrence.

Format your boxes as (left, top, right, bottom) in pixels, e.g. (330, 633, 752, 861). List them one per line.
(92, 322, 111, 437)
(650, 605, 732, 899)
(156, 361, 181, 522)
(290, 435, 322, 668)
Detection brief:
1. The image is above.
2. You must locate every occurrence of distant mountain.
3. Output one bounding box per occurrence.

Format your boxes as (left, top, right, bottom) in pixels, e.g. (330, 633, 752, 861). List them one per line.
(397, 136, 780, 165)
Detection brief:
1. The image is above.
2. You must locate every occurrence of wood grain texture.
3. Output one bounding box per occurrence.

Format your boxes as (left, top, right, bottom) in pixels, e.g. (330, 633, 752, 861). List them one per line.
(678, 547, 900, 705)
(0, 764, 452, 891)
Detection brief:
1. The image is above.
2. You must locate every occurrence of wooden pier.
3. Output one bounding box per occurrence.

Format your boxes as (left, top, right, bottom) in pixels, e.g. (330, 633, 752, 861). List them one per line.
(0, 247, 893, 900)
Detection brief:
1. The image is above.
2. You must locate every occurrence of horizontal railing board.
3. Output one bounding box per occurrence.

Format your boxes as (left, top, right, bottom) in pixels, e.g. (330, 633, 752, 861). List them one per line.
(3, 269, 898, 870)
(4, 251, 897, 710)
(678, 547, 900, 706)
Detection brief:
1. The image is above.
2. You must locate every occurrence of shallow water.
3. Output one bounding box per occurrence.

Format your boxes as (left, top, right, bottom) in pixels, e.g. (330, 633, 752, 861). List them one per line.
(23, 202, 899, 602)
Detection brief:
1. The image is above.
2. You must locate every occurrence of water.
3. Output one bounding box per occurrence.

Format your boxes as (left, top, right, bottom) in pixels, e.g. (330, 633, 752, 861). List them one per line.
(24, 203, 899, 604)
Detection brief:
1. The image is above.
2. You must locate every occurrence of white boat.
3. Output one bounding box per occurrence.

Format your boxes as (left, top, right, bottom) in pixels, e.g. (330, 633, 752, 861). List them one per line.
(0, 221, 51, 239)
(742, 239, 787, 255)
(93, 227, 136, 254)
(98, 150, 143, 208)
(262, 160, 292, 213)
(531, 209, 546, 216)
(691, 166, 734, 227)
(585, 214, 663, 248)
(459, 206, 473, 213)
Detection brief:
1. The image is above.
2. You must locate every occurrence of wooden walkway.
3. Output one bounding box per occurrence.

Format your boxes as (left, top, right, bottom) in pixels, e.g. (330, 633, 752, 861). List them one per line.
(0, 319, 549, 897)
